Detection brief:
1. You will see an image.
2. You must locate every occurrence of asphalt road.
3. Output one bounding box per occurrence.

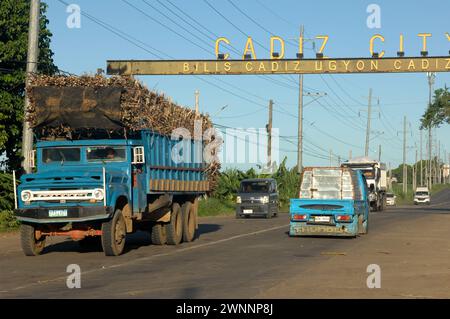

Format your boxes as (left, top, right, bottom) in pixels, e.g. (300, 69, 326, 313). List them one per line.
(1, 189, 449, 298)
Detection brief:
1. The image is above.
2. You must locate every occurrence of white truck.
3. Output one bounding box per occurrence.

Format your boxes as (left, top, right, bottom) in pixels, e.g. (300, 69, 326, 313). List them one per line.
(341, 157, 387, 211)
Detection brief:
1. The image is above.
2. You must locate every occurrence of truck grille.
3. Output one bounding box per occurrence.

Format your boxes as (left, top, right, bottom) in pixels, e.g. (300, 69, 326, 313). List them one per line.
(22, 189, 103, 202)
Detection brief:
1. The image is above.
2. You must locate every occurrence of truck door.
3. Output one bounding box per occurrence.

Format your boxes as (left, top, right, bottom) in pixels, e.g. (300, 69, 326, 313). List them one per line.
(131, 146, 147, 213)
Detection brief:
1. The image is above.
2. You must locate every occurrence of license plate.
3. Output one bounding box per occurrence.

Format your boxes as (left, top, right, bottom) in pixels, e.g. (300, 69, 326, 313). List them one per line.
(315, 216, 330, 223)
(48, 209, 68, 217)
(243, 209, 253, 214)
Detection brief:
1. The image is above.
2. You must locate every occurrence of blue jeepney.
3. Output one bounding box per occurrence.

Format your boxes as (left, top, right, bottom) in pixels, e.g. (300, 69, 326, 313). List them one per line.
(289, 167, 369, 237)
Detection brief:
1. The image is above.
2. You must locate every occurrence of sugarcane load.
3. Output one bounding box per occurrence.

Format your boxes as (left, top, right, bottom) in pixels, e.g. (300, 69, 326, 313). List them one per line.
(13, 74, 221, 256)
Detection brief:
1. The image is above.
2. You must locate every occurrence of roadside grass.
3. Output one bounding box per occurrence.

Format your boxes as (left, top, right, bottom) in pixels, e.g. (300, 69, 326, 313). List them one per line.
(392, 183, 450, 205)
(198, 197, 235, 217)
(0, 210, 20, 233)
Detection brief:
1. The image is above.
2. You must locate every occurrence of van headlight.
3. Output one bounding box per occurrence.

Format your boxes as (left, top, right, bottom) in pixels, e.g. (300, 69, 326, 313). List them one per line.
(236, 196, 241, 204)
(21, 190, 32, 202)
(93, 189, 104, 200)
(260, 196, 269, 204)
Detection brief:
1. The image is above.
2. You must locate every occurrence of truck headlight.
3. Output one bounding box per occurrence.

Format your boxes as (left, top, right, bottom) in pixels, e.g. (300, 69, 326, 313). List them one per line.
(21, 190, 32, 202)
(236, 196, 241, 204)
(93, 189, 104, 200)
(260, 196, 269, 204)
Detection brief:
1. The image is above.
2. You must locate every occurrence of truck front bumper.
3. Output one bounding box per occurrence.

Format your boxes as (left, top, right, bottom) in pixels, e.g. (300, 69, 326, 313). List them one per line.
(15, 206, 113, 224)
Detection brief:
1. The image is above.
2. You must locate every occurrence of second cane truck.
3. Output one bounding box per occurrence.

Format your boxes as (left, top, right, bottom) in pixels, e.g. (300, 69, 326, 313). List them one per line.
(13, 82, 213, 256)
(289, 167, 370, 237)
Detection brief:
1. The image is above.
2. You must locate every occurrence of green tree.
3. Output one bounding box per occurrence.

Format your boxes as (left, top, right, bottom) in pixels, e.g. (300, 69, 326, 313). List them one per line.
(421, 87, 450, 129)
(0, 0, 57, 172)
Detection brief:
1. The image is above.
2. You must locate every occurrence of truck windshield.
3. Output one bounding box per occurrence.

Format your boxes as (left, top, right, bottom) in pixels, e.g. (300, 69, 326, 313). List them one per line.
(415, 191, 429, 196)
(240, 181, 270, 193)
(86, 146, 126, 162)
(300, 169, 354, 200)
(42, 148, 80, 163)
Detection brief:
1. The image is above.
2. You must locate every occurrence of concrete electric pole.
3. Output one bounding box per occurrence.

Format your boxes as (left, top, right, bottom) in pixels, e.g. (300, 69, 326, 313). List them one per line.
(427, 72, 435, 189)
(420, 129, 423, 186)
(194, 90, 200, 115)
(402, 115, 407, 194)
(297, 25, 304, 174)
(364, 88, 373, 157)
(22, 0, 40, 173)
(267, 99, 273, 169)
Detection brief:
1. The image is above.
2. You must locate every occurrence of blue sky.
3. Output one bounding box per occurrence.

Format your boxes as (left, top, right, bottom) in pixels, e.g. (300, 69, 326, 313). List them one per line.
(45, 0, 450, 170)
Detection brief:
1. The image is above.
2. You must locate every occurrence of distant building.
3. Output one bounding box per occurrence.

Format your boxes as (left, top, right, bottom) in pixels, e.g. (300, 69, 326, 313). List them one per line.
(443, 164, 450, 178)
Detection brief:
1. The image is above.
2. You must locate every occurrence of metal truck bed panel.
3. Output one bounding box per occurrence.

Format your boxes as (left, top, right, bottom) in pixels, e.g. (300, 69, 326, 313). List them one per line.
(142, 131, 209, 193)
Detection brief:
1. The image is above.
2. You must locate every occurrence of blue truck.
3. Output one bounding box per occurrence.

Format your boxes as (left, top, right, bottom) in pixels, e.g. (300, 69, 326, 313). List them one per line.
(289, 167, 369, 237)
(13, 84, 211, 256)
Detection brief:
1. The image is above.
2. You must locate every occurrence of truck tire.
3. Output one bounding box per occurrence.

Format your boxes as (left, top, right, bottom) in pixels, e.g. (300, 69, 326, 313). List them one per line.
(151, 223, 167, 245)
(167, 203, 183, 245)
(20, 224, 46, 256)
(182, 201, 196, 242)
(101, 208, 127, 256)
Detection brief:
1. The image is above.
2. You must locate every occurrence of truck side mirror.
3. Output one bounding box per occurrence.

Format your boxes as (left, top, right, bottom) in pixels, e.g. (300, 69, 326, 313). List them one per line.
(132, 146, 145, 164)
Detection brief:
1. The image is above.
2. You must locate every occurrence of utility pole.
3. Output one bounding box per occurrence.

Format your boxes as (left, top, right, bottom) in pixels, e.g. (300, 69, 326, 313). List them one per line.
(364, 88, 373, 157)
(427, 72, 435, 189)
(388, 162, 392, 190)
(194, 90, 200, 115)
(349, 150, 352, 161)
(297, 25, 304, 174)
(22, 0, 40, 173)
(438, 140, 441, 184)
(413, 149, 417, 191)
(420, 129, 423, 186)
(378, 144, 382, 162)
(267, 99, 273, 169)
(403, 115, 407, 194)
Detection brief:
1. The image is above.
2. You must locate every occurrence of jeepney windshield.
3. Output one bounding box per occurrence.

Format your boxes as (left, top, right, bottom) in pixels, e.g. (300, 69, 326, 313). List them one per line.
(86, 146, 126, 162)
(42, 147, 81, 163)
(300, 168, 354, 200)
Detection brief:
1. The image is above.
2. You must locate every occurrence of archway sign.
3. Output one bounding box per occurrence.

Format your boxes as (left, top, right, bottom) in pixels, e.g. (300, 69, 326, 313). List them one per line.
(107, 34, 450, 75)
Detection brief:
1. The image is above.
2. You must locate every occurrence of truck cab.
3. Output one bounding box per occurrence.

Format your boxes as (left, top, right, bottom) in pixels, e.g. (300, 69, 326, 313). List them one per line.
(289, 167, 369, 237)
(341, 157, 387, 212)
(414, 187, 431, 205)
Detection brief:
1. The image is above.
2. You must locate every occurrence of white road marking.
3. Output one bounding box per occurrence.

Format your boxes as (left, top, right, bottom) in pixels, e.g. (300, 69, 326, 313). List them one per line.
(3, 223, 289, 294)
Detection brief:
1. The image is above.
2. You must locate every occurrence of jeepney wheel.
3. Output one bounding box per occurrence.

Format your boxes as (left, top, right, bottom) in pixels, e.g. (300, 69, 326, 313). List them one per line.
(358, 215, 368, 235)
(166, 203, 183, 245)
(20, 223, 46, 256)
(181, 201, 196, 242)
(101, 209, 126, 256)
(151, 222, 167, 245)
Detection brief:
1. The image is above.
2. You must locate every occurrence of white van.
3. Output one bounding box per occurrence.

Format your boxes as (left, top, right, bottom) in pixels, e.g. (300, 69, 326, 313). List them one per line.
(414, 187, 431, 205)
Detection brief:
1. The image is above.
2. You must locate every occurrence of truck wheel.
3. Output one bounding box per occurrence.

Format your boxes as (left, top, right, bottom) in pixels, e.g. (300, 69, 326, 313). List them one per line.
(151, 223, 167, 245)
(182, 201, 196, 242)
(20, 224, 46, 256)
(167, 203, 183, 245)
(101, 209, 126, 256)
